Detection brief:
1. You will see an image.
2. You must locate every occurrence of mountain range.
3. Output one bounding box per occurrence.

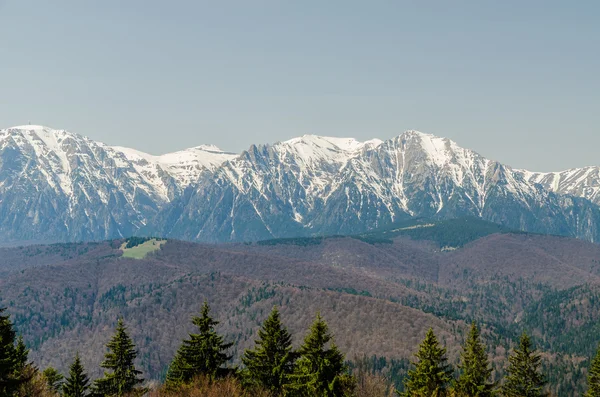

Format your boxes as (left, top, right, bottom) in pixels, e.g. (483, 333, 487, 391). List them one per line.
(1, 124, 599, 243)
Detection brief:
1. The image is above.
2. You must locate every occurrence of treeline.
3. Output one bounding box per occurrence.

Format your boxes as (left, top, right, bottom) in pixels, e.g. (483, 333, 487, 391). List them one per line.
(3, 304, 600, 397)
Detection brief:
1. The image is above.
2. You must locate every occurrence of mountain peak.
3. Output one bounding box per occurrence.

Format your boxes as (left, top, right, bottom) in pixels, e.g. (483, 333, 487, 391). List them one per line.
(8, 124, 51, 131)
(192, 144, 226, 153)
(400, 129, 448, 141)
(284, 134, 382, 152)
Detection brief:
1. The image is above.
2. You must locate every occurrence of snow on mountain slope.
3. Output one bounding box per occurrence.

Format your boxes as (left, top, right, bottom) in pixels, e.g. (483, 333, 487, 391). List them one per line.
(519, 167, 600, 206)
(154, 129, 600, 243)
(0, 125, 232, 241)
(2, 124, 600, 243)
(157, 145, 237, 186)
(110, 144, 236, 195)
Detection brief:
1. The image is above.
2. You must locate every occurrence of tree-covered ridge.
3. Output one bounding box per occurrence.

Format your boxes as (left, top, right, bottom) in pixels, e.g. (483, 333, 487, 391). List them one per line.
(2, 228, 600, 395)
(255, 217, 516, 248)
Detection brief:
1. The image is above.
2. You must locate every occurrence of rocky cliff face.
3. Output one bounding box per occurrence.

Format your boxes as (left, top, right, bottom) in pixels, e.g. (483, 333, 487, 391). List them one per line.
(1, 125, 599, 243)
(0, 126, 233, 241)
(153, 131, 600, 242)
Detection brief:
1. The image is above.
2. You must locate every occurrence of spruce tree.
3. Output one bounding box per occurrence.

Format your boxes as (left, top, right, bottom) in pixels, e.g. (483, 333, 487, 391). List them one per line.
(0, 307, 29, 396)
(12, 336, 28, 374)
(242, 306, 296, 395)
(401, 328, 453, 397)
(502, 332, 546, 397)
(93, 318, 145, 396)
(166, 301, 233, 385)
(63, 353, 90, 397)
(585, 343, 600, 397)
(287, 313, 355, 397)
(454, 323, 495, 397)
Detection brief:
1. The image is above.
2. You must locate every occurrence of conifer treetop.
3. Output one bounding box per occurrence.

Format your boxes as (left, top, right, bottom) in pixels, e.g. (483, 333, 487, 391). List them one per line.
(63, 352, 90, 397)
(402, 327, 453, 397)
(502, 331, 546, 397)
(242, 306, 296, 395)
(455, 322, 495, 397)
(94, 318, 145, 396)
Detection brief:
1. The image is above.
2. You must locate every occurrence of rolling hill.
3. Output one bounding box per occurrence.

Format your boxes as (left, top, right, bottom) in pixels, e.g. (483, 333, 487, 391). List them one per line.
(1, 221, 599, 395)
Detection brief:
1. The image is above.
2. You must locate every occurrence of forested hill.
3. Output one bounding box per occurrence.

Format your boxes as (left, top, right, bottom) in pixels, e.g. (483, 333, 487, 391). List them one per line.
(2, 225, 600, 395)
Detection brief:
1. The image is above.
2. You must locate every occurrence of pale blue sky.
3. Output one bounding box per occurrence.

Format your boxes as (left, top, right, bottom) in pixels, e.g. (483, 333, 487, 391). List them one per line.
(0, 0, 598, 171)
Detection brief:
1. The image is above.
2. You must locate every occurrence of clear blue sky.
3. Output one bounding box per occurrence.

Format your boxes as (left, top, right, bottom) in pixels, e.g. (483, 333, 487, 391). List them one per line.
(0, 0, 598, 171)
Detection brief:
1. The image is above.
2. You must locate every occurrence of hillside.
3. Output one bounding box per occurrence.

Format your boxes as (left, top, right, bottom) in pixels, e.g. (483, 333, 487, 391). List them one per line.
(1, 226, 600, 395)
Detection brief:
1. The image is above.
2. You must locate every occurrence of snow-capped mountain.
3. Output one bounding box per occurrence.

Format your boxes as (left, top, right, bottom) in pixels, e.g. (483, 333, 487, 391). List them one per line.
(518, 167, 600, 206)
(153, 130, 600, 242)
(110, 144, 236, 198)
(1, 125, 600, 243)
(0, 125, 232, 241)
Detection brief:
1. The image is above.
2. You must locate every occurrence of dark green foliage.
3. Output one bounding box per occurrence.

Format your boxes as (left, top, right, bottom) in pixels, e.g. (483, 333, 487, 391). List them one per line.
(257, 236, 327, 246)
(42, 366, 64, 392)
(166, 301, 233, 385)
(93, 319, 145, 396)
(401, 328, 453, 397)
(328, 287, 372, 297)
(353, 236, 394, 245)
(124, 237, 164, 249)
(124, 237, 151, 249)
(502, 332, 546, 397)
(256, 217, 511, 248)
(585, 344, 600, 397)
(287, 313, 355, 397)
(63, 353, 90, 397)
(12, 336, 28, 374)
(242, 307, 296, 395)
(454, 323, 495, 397)
(521, 285, 600, 357)
(0, 308, 29, 396)
(366, 217, 514, 248)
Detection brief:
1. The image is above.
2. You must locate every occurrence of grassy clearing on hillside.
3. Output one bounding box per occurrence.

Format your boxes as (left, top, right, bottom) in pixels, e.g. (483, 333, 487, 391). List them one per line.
(120, 238, 165, 259)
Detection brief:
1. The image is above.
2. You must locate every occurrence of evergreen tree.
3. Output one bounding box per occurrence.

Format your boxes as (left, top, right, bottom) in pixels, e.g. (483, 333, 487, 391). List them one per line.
(287, 313, 355, 397)
(401, 328, 453, 397)
(585, 343, 600, 397)
(242, 306, 296, 395)
(93, 318, 145, 396)
(166, 301, 233, 385)
(63, 353, 90, 397)
(12, 337, 28, 374)
(454, 323, 495, 397)
(0, 308, 29, 397)
(42, 366, 64, 393)
(502, 332, 546, 397)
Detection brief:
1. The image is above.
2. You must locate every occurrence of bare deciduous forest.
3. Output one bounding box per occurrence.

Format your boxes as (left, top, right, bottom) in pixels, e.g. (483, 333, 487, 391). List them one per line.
(2, 222, 600, 395)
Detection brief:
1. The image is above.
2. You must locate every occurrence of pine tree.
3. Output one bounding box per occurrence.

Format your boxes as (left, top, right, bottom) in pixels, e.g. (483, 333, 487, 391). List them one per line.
(454, 323, 495, 397)
(502, 332, 546, 397)
(287, 313, 355, 397)
(42, 366, 64, 393)
(0, 308, 29, 396)
(242, 306, 296, 395)
(93, 318, 145, 396)
(166, 301, 233, 386)
(401, 328, 453, 397)
(63, 353, 90, 397)
(585, 343, 600, 397)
